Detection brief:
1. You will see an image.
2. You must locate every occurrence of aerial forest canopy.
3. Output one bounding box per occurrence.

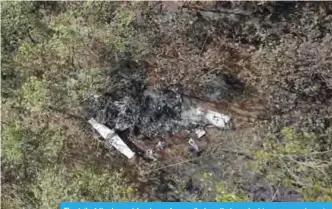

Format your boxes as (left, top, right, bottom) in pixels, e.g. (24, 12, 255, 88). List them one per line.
(1, 2, 332, 208)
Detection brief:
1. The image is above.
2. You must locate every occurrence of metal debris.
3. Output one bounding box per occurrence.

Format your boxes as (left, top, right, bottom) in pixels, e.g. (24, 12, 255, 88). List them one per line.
(188, 138, 199, 152)
(204, 109, 231, 128)
(181, 106, 231, 129)
(88, 118, 135, 159)
(145, 149, 157, 161)
(156, 141, 168, 150)
(195, 129, 206, 139)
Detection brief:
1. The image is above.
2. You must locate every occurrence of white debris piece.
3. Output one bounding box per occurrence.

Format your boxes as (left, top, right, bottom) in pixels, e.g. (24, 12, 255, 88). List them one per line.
(88, 118, 135, 159)
(156, 141, 168, 150)
(204, 110, 231, 128)
(188, 138, 199, 152)
(195, 129, 206, 138)
(88, 118, 114, 139)
(145, 149, 157, 161)
(181, 105, 231, 129)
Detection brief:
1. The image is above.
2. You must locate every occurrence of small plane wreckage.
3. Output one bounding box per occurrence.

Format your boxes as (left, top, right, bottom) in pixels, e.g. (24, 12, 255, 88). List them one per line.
(85, 59, 235, 160)
(88, 105, 230, 160)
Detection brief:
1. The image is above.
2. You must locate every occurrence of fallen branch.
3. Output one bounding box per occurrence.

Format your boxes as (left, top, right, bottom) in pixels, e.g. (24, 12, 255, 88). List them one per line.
(47, 105, 88, 123)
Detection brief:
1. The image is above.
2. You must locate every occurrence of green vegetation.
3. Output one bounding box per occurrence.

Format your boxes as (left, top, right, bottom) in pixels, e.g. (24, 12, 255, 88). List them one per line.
(254, 127, 332, 201)
(215, 183, 246, 202)
(2, 1, 332, 207)
(202, 172, 248, 202)
(2, 2, 140, 208)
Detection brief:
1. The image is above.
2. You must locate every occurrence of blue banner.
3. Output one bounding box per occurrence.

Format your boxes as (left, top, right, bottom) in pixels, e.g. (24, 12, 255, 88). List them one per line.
(60, 202, 331, 209)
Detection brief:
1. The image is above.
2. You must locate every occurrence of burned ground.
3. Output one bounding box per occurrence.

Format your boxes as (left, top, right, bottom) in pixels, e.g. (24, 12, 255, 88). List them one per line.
(83, 58, 243, 137)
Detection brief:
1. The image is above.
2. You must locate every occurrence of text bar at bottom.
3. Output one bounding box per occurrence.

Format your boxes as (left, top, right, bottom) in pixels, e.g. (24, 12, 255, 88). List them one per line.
(61, 202, 331, 209)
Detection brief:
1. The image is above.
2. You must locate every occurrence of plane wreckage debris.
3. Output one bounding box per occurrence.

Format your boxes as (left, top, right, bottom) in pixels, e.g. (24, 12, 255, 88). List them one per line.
(88, 118, 135, 159)
(84, 60, 237, 160)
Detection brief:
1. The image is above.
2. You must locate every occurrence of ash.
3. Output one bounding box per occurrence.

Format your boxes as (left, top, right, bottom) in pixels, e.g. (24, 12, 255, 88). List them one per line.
(84, 60, 204, 140)
(100, 88, 197, 138)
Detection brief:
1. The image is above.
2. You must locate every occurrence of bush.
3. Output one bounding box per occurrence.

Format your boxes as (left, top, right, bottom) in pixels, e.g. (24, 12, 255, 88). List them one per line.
(33, 165, 137, 208)
(254, 127, 332, 201)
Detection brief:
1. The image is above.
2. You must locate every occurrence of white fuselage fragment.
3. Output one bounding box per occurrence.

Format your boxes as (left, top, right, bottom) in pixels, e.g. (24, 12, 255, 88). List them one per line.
(181, 106, 231, 129)
(88, 118, 135, 159)
(204, 109, 231, 128)
(195, 128, 206, 138)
